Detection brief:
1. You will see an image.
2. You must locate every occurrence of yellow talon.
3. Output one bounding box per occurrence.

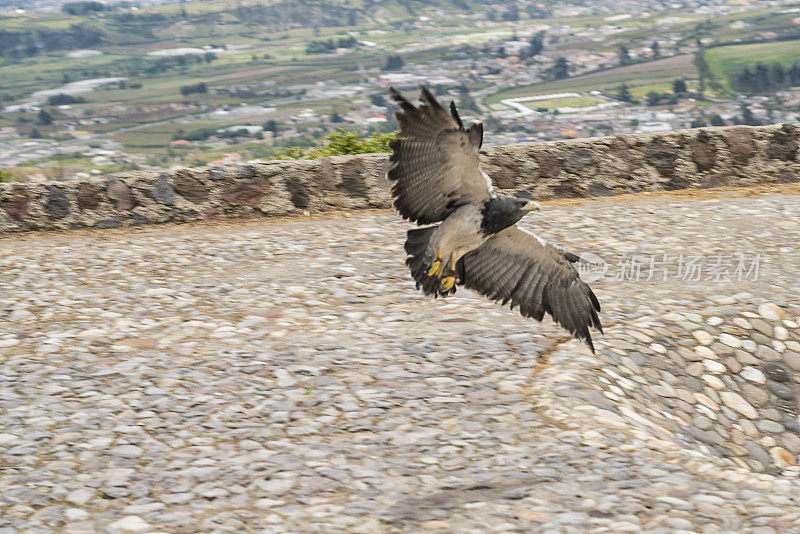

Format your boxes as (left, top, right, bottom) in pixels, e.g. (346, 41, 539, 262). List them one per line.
(428, 260, 442, 276)
(440, 276, 456, 292)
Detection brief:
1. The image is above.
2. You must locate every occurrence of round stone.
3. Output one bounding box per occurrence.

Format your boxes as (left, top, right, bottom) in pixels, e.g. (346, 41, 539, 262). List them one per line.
(758, 303, 785, 321)
(740, 366, 766, 384)
(774, 326, 789, 340)
(694, 345, 717, 360)
(703, 360, 726, 374)
(693, 415, 713, 430)
(769, 446, 796, 467)
(741, 339, 757, 352)
(693, 330, 714, 345)
(719, 391, 758, 419)
(757, 420, 785, 434)
(107, 516, 151, 532)
(719, 333, 742, 348)
(783, 352, 800, 371)
(741, 384, 770, 407)
(701, 374, 725, 390)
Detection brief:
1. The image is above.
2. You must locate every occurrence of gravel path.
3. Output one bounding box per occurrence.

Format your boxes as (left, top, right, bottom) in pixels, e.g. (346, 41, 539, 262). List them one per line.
(2, 191, 800, 533)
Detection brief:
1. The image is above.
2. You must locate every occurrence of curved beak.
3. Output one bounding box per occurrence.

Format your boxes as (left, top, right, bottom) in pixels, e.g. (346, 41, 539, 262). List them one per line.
(522, 201, 541, 212)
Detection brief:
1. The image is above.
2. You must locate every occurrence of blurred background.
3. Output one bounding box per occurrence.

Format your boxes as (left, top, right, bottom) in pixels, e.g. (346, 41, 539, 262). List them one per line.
(0, 0, 799, 183)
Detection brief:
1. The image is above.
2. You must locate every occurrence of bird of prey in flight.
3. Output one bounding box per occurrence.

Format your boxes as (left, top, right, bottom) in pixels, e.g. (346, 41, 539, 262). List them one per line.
(387, 86, 602, 351)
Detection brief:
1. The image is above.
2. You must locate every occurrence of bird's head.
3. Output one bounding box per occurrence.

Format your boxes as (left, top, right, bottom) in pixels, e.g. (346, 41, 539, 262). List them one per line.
(518, 198, 541, 215)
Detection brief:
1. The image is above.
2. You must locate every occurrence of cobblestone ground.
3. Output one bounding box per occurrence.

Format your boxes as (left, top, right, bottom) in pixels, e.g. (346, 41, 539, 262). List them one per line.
(2, 190, 800, 533)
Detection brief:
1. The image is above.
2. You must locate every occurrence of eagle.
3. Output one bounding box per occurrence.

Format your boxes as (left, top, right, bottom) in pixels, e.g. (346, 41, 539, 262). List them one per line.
(387, 86, 603, 352)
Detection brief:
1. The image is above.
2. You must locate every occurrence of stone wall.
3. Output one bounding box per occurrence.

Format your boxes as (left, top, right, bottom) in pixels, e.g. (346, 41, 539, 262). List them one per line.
(1, 123, 798, 234)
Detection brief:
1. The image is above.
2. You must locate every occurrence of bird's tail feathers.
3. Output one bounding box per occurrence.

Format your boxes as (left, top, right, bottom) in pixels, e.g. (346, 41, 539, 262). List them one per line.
(404, 226, 442, 297)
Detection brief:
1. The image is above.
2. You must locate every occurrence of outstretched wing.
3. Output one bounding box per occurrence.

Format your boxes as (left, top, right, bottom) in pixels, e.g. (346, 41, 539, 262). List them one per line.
(456, 226, 603, 352)
(388, 86, 492, 225)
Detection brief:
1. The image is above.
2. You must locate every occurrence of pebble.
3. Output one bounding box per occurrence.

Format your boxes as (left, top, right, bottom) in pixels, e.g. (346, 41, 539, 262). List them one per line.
(740, 367, 767, 383)
(720, 392, 759, 419)
(759, 303, 785, 321)
(1, 197, 800, 532)
(107, 516, 151, 532)
(66, 488, 95, 505)
(693, 331, 714, 345)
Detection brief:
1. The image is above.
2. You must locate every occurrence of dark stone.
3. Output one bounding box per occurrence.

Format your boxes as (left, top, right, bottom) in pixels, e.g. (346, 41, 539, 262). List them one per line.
(552, 182, 584, 198)
(76, 183, 102, 210)
(534, 151, 561, 178)
(767, 382, 794, 401)
(489, 154, 518, 189)
(501, 486, 531, 500)
(646, 138, 678, 177)
(173, 171, 209, 203)
(209, 167, 226, 181)
(236, 164, 256, 179)
(340, 159, 368, 197)
(700, 173, 729, 188)
(762, 363, 790, 383)
(744, 441, 771, 466)
(766, 124, 799, 161)
(285, 177, 310, 208)
(1, 185, 29, 221)
(562, 147, 595, 174)
(316, 158, 335, 190)
(691, 131, 717, 171)
(151, 173, 175, 205)
(44, 186, 70, 219)
(724, 127, 756, 165)
(784, 416, 800, 435)
(666, 174, 690, 190)
(587, 182, 613, 196)
(96, 218, 122, 229)
(688, 427, 717, 446)
(778, 168, 798, 183)
(131, 213, 149, 225)
(106, 179, 136, 211)
(222, 178, 270, 207)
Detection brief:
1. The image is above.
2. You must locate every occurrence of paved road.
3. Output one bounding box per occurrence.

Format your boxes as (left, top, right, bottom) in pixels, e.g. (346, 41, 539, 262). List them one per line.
(2, 190, 800, 533)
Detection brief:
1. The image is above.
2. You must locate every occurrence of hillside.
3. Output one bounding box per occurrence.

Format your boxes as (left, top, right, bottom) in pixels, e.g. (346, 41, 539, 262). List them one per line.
(1, 0, 799, 177)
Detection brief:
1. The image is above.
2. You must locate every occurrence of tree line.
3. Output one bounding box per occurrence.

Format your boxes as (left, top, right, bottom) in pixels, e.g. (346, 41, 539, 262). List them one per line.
(305, 36, 358, 55)
(733, 61, 800, 94)
(0, 24, 103, 59)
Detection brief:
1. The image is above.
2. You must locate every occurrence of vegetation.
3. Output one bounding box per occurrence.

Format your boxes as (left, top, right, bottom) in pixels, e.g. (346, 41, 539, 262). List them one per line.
(0, 23, 103, 59)
(616, 84, 634, 103)
(306, 36, 358, 55)
(733, 62, 800, 94)
(552, 57, 569, 80)
(703, 39, 800, 95)
(618, 45, 631, 66)
(0, 168, 12, 183)
(384, 55, 405, 71)
(46, 93, 86, 106)
(273, 129, 398, 160)
(179, 82, 208, 97)
(62, 2, 106, 16)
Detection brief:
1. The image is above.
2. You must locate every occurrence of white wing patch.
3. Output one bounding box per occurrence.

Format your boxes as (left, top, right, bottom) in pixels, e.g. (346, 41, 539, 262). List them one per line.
(480, 171, 494, 194)
(517, 226, 549, 247)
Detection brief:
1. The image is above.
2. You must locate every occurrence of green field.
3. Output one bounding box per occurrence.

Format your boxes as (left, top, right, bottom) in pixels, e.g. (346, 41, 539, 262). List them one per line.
(706, 40, 800, 77)
(2, 0, 799, 172)
(705, 39, 800, 94)
(521, 96, 599, 110)
(486, 55, 697, 105)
